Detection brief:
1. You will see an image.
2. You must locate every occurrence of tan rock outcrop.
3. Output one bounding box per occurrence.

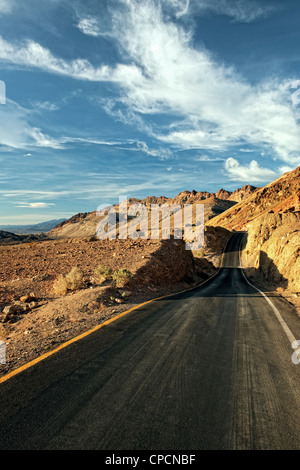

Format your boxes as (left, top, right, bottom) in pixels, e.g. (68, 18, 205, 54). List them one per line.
(241, 212, 300, 293)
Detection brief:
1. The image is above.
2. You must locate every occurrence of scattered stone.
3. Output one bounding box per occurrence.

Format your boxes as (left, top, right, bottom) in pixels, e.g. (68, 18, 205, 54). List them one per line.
(2, 304, 21, 316)
(88, 301, 100, 311)
(0, 311, 11, 323)
(20, 294, 36, 303)
(118, 289, 132, 298)
(29, 301, 39, 309)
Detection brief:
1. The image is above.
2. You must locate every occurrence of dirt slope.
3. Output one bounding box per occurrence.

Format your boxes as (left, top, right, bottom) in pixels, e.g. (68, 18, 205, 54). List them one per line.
(207, 166, 300, 231)
(0, 236, 216, 376)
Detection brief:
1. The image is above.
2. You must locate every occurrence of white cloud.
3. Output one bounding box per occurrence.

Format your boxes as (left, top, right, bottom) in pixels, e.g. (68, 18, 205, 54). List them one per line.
(77, 17, 101, 36)
(278, 165, 294, 174)
(162, 0, 272, 22)
(109, 0, 300, 164)
(164, 0, 190, 18)
(135, 141, 171, 159)
(77, 16, 114, 38)
(0, 35, 143, 84)
(0, 212, 74, 224)
(0, 99, 32, 148)
(15, 202, 55, 208)
(0, 99, 66, 149)
(0, 0, 14, 15)
(239, 148, 254, 153)
(0, 0, 299, 166)
(33, 101, 59, 111)
(291, 80, 300, 106)
(194, 0, 274, 23)
(225, 158, 277, 183)
(194, 155, 225, 162)
(31, 128, 64, 149)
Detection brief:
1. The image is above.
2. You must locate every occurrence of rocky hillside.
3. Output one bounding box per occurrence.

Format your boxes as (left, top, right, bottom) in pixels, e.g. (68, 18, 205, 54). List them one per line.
(0, 219, 66, 235)
(49, 185, 257, 240)
(205, 166, 300, 300)
(207, 166, 300, 231)
(241, 212, 300, 293)
(215, 184, 258, 202)
(0, 230, 47, 245)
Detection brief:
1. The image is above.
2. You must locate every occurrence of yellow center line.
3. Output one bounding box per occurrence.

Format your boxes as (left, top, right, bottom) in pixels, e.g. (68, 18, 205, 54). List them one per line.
(0, 236, 230, 385)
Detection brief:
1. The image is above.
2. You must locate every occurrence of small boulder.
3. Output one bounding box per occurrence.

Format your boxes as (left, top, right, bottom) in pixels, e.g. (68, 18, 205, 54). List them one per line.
(20, 294, 36, 303)
(118, 290, 132, 298)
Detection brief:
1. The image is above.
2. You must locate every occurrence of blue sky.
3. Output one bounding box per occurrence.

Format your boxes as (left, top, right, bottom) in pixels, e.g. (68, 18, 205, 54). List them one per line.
(0, 0, 299, 224)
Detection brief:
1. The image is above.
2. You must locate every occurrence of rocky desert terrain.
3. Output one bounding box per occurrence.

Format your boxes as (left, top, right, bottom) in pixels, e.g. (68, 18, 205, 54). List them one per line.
(0, 235, 218, 377)
(48, 183, 256, 239)
(209, 166, 300, 315)
(0, 173, 299, 378)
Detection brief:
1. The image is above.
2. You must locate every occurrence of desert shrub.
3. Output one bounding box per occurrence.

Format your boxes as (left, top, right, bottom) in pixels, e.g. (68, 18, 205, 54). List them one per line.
(65, 267, 84, 290)
(112, 268, 133, 288)
(53, 274, 69, 295)
(94, 264, 112, 283)
(53, 267, 84, 295)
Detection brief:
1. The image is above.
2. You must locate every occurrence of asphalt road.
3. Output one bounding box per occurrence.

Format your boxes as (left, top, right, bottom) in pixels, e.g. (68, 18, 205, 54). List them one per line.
(0, 232, 300, 450)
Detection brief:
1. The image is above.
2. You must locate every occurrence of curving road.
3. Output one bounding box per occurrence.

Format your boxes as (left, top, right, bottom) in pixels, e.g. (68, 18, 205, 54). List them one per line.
(0, 232, 300, 450)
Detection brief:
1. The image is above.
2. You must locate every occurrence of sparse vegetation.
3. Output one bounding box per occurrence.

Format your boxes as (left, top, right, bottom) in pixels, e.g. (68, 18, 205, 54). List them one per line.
(66, 267, 84, 290)
(53, 267, 84, 295)
(94, 264, 113, 284)
(52, 274, 68, 295)
(112, 268, 133, 288)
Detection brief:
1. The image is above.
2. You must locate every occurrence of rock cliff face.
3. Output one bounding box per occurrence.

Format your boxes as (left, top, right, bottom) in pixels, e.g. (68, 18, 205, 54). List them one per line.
(208, 166, 300, 231)
(208, 166, 300, 295)
(216, 184, 258, 203)
(241, 212, 300, 293)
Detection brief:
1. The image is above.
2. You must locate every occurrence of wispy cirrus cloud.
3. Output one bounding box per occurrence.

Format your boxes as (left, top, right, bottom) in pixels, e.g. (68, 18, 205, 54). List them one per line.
(108, 0, 300, 165)
(77, 17, 102, 37)
(0, 34, 142, 84)
(31, 128, 64, 149)
(0, 99, 64, 150)
(15, 202, 55, 208)
(0, 0, 299, 169)
(192, 0, 275, 23)
(194, 155, 225, 162)
(77, 16, 113, 38)
(0, 99, 32, 149)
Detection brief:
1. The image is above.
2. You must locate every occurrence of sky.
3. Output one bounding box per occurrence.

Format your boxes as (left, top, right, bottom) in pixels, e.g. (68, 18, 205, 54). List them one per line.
(0, 0, 300, 224)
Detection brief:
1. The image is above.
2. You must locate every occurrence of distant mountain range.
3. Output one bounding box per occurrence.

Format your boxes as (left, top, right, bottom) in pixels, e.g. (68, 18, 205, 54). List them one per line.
(49, 184, 259, 239)
(0, 218, 67, 234)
